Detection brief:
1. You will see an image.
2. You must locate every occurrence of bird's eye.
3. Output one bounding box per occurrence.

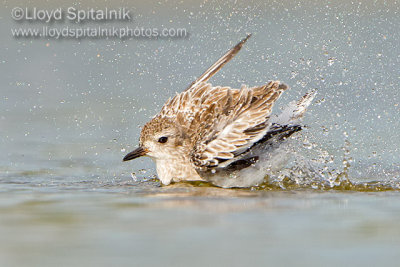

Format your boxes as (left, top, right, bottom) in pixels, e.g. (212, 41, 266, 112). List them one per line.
(158, 136, 168, 143)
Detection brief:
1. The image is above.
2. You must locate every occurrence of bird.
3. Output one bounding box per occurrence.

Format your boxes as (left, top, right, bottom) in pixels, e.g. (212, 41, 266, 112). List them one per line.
(123, 34, 316, 188)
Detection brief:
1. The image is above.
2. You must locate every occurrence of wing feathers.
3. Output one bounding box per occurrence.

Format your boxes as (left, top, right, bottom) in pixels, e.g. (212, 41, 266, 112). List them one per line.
(184, 34, 252, 92)
(190, 81, 289, 169)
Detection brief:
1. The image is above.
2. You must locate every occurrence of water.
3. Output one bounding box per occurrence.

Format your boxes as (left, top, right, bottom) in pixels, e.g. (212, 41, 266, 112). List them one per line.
(1, 0, 400, 266)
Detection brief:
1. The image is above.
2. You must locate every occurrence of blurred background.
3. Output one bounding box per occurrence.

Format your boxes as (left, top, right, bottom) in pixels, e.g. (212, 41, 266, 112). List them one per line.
(0, 0, 399, 266)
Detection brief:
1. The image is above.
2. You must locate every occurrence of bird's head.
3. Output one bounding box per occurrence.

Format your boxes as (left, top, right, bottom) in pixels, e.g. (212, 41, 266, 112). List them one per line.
(123, 116, 185, 162)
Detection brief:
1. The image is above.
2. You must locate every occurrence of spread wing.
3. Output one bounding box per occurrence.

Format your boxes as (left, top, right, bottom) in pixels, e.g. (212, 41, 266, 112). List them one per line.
(184, 34, 251, 92)
(188, 81, 289, 169)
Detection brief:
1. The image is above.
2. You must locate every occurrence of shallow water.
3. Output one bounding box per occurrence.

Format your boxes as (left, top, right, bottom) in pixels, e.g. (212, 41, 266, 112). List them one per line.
(1, 0, 400, 266)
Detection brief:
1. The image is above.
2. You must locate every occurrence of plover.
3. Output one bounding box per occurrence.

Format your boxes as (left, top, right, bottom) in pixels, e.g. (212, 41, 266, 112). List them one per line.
(123, 34, 316, 188)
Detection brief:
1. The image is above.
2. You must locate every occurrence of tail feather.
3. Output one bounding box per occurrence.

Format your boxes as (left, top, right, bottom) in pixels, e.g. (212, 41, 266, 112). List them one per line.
(271, 89, 317, 125)
(293, 89, 317, 120)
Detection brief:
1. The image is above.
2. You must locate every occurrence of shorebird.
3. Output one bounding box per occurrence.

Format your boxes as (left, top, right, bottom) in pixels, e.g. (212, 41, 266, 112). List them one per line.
(123, 34, 316, 188)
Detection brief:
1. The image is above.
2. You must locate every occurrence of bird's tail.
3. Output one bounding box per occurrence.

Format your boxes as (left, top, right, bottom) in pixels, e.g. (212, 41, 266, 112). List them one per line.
(271, 89, 317, 126)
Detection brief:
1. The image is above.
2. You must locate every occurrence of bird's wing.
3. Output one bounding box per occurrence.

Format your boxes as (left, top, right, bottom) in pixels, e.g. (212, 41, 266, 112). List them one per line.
(189, 81, 289, 169)
(184, 34, 251, 92)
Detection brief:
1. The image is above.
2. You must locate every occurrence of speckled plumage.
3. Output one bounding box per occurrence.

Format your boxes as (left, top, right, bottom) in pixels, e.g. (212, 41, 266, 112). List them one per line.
(123, 34, 316, 187)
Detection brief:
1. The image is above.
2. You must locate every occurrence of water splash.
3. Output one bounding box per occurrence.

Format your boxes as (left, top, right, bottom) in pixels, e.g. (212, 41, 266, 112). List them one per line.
(252, 138, 400, 192)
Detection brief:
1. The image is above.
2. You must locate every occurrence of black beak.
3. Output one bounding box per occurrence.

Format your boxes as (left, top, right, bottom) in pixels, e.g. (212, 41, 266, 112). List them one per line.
(123, 147, 148, 162)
